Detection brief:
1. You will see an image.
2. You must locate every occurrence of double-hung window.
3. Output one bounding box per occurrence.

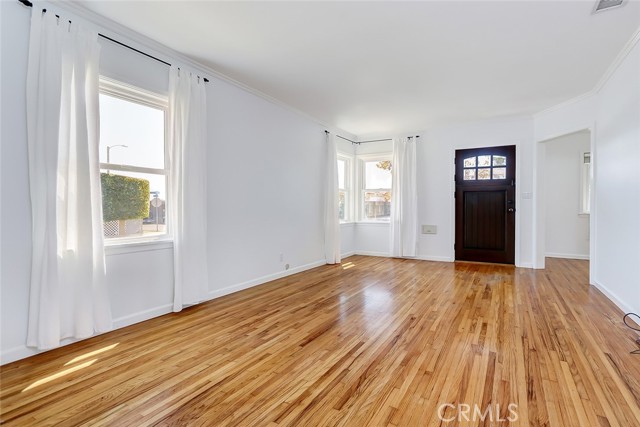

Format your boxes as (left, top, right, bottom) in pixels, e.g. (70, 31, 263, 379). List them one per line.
(98, 77, 169, 241)
(360, 156, 392, 221)
(337, 155, 352, 222)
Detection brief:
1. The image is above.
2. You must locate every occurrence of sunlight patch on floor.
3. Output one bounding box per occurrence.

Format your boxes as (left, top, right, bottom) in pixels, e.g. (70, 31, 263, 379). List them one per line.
(64, 343, 119, 366)
(23, 359, 98, 392)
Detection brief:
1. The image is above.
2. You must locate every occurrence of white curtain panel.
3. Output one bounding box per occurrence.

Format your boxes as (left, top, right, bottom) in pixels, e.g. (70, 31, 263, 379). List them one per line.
(26, 9, 112, 349)
(168, 67, 209, 312)
(390, 137, 418, 258)
(324, 133, 341, 264)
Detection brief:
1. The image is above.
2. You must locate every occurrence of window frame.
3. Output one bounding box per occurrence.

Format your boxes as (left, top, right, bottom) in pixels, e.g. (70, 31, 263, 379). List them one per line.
(98, 77, 170, 245)
(357, 153, 393, 223)
(579, 151, 591, 215)
(337, 153, 353, 223)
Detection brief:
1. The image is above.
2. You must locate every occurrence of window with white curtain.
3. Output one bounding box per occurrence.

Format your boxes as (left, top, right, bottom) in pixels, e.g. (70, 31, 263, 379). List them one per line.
(359, 155, 393, 222)
(580, 151, 591, 215)
(337, 155, 353, 222)
(98, 77, 169, 241)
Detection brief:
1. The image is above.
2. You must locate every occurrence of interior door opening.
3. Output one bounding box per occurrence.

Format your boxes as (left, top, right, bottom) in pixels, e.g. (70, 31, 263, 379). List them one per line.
(543, 131, 591, 262)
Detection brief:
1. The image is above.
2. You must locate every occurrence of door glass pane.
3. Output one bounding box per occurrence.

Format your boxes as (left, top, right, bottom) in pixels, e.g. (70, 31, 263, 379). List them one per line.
(493, 167, 506, 180)
(463, 157, 476, 168)
(478, 168, 491, 180)
(493, 155, 506, 166)
(478, 155, 491, 167)
(463, 169, 476, 180)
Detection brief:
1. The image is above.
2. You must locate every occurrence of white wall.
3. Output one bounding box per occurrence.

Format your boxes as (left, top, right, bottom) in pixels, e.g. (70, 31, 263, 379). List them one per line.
(1, 0, 33, 364)
(351, 118, 536, 267)
(533, 36, 640, 315)
(533, 95, 596, 270)
(0, 1, 349, 364)
(418, 117, 535, 266)
(543, 132, 591, 259)
(592, 38, 640, 315)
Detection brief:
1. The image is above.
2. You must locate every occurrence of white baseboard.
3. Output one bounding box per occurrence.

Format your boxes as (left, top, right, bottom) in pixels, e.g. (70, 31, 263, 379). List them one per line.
(517, 262, 534, 268)
(354, 251, 390, 257)
(416, 255, 453, 263)
(1, 345, 46, 365)
(1, 304, 176, 365)
(354, 253, 455, 263)
(592, 279, 634, 315)
(1, 259, 329, 366)
(207, 259, 326, 301)
(112, 304, 173, 329)
(341, 251, 355, 259)
(545, 252, 590, 260)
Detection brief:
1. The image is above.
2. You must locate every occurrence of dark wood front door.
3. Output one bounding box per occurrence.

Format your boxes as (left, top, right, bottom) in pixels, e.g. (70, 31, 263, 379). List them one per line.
(455, 145, 516, 264)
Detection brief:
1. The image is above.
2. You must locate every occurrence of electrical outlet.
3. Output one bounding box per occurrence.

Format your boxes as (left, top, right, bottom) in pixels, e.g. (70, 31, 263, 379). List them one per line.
(422, 225, 437, 234)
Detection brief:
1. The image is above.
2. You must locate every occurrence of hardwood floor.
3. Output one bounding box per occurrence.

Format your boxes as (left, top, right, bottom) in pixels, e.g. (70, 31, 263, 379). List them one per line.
(1, 256, 639, 426)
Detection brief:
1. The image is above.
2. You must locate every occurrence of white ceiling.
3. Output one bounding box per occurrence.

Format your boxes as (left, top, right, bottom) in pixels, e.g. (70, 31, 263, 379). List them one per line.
(78, 1, 640, 136)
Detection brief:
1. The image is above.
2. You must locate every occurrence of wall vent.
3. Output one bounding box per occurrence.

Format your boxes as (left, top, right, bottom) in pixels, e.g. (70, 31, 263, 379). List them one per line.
(594, 0, 624, 13)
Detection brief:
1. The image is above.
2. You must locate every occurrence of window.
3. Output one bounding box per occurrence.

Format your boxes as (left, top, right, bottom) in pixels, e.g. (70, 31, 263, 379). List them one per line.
(98, 78, 168, 241)
(360, 156, 392, 221)
(337, 155, 352, 222)
(462, 154, 507, 181)
(580, 152, 591, 214)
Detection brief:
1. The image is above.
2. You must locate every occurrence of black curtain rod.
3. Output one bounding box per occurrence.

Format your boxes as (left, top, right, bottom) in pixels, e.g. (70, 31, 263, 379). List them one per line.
(325, 130, 419, 145)
(18, 0, 209, 83)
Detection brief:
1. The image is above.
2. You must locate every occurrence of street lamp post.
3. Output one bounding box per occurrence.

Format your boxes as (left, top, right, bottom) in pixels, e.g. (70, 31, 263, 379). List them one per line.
(106, 144, 128, 173)
(151, 192, 160, 232)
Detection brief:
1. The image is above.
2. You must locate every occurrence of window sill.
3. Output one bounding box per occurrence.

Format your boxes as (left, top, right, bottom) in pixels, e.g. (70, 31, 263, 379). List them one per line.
(340, 221, 355, 226)
(355, 221, 391, 227)
(105, 238, 173, 256)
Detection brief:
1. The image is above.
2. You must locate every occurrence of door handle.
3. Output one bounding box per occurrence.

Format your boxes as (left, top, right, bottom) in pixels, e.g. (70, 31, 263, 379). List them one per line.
(508, 207, 515, 213)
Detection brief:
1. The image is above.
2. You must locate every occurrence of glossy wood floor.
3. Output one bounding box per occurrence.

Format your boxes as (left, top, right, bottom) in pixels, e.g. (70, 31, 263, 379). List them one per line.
(1, 256, 639, 426)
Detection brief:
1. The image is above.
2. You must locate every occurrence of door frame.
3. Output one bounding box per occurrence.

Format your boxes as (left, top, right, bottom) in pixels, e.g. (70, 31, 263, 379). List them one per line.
(448, 141, 523, 267)
(533, 126, 596, 284)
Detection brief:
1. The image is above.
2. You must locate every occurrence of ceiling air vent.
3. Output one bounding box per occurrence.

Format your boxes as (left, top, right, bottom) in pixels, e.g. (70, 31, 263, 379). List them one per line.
(594, 0, 624, 13)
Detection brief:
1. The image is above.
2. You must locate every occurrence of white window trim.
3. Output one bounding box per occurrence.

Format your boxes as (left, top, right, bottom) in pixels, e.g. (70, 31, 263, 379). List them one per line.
(99, 77, 171, 246)
(356, 153, 392, 223)
(579, 151, 591, 216)
(337, 153, 354, 224)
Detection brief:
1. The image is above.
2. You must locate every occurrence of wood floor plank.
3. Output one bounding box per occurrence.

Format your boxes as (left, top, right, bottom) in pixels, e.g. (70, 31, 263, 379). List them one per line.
(1, 256, 639, 426)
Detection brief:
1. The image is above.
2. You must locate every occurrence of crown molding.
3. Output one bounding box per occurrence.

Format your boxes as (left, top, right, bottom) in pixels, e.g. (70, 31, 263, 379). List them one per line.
(534, 25, 640, 118)
(593, 25, 640, 93)
(27, 1, 639, 139)
(532, 91, 596, 118)
(43, 0, 352, 138)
